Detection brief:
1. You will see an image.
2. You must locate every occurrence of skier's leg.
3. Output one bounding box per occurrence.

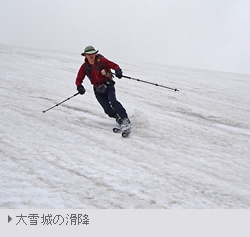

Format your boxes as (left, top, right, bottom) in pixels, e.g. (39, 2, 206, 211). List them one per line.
(107, 84, 128, 119)
(94, 87, 116, 118)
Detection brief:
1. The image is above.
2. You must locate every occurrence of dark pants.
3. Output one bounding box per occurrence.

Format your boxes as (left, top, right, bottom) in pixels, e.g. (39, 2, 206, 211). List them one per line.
(94, 84, 128, 119)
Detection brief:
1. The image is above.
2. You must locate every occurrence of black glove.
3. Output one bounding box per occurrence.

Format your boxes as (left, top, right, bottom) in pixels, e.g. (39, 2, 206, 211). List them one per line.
(77, 85, 86, 95)
(115, 68, 123, 79)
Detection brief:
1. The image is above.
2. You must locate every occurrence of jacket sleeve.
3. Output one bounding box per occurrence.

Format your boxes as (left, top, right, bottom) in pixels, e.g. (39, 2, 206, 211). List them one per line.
(75, 64, 87, 87)
(100, 57, 120, 71)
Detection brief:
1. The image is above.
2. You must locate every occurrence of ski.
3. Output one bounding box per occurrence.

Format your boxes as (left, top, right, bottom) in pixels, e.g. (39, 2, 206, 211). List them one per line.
(113, 124, 132, 137)
(113, 127, 122, 133)
(122, 127, 131, 137)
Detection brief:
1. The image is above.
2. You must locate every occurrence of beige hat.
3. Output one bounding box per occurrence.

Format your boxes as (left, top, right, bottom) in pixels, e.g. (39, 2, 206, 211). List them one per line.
(81, 45, 99, 56)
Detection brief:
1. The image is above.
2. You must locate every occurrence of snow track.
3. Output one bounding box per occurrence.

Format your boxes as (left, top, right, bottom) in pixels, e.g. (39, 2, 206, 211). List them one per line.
(1, 44, 250, 208)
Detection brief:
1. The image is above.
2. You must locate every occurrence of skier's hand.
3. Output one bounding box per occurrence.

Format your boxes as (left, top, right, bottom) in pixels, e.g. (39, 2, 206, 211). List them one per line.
(115, 68, 123, 79)
(77, 85, 86, 95)
(101, 69, 107, 76)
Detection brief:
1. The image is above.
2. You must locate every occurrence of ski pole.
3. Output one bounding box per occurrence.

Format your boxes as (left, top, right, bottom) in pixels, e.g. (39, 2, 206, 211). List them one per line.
(42, 92, 79, 113)
(112, 73, 179, 91)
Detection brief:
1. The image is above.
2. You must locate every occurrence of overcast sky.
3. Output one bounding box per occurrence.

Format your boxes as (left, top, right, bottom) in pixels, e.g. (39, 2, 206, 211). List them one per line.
(1, 0, 250, 74)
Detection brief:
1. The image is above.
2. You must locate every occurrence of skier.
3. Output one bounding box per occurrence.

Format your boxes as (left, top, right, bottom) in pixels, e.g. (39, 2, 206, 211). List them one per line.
(75, 45, 130, 127)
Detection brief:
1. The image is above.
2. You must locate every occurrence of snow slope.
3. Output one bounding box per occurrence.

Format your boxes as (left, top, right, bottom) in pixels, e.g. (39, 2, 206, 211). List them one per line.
(0, 44, 250, 209)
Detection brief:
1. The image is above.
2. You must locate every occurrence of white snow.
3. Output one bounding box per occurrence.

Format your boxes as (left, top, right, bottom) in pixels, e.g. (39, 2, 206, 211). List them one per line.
(0, 44, 250, 209)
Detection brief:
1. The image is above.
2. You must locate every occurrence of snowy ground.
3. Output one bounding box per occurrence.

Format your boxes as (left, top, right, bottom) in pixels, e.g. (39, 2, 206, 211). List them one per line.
(0, 44, 250, 209)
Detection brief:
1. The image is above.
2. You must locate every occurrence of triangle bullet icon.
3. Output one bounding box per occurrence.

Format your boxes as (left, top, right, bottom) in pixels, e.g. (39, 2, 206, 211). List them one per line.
(8, 215, 12, 223)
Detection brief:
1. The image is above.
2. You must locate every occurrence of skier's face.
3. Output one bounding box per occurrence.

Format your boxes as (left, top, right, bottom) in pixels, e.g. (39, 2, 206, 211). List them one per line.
(85, 53, 96, 65)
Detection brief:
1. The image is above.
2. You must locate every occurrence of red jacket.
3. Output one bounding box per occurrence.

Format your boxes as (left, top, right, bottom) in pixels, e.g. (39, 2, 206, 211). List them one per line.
(75, 55, 120, 87)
